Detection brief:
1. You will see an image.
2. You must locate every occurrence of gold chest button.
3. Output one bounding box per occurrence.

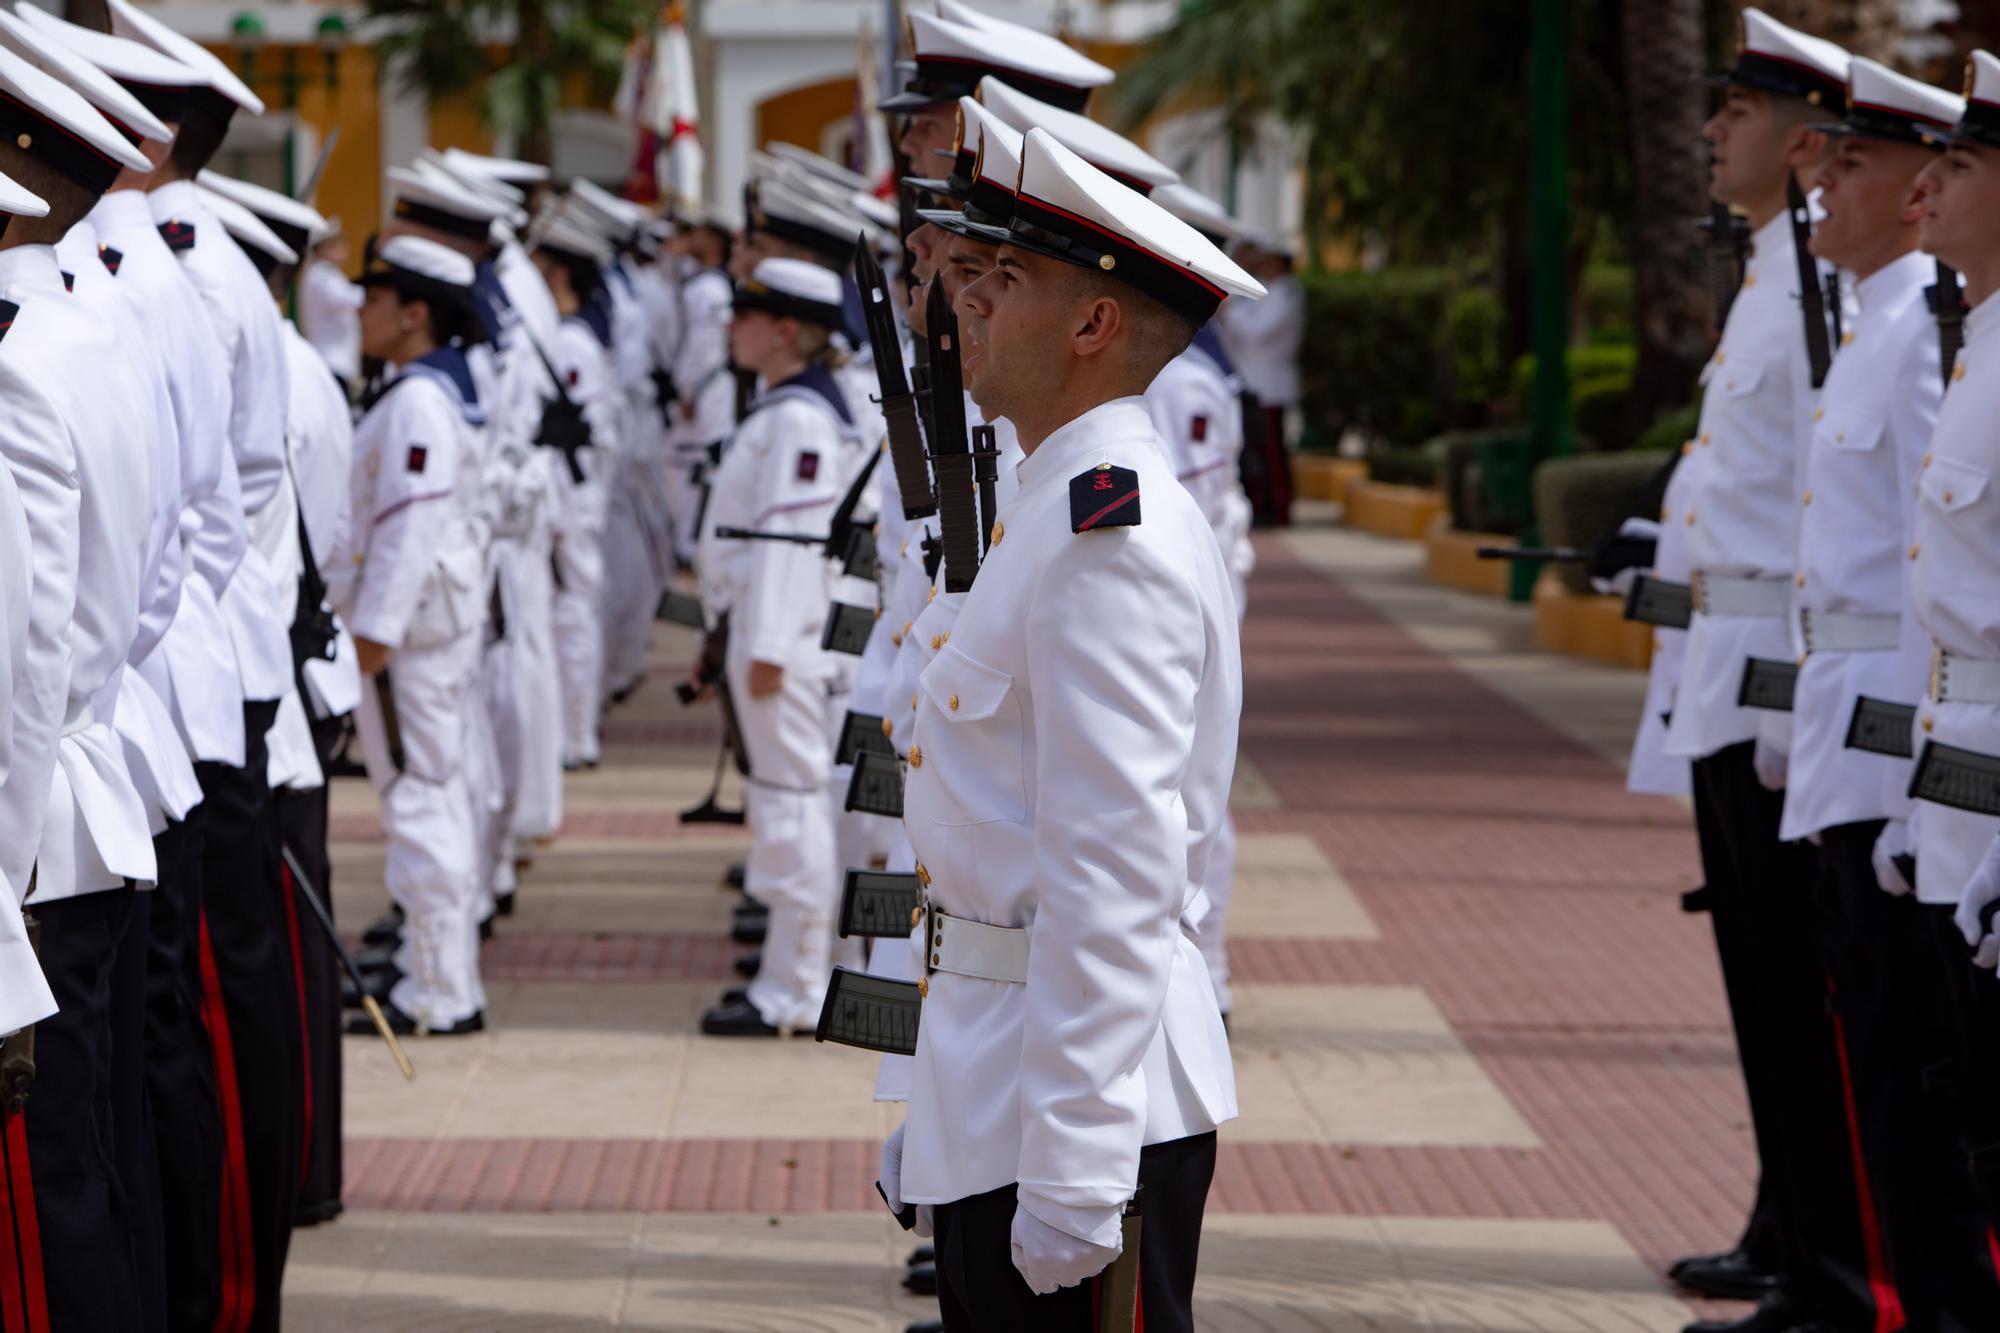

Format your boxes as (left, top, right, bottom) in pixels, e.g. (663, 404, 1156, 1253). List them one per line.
(1910, 543, 1921, 560)
(1954, 362, 1968, 382)
(916, 862, 931, 886)
(949, 694, 959, 712)
(991, 522, 1004, 545)
(1924, 715, 1936, 733)
(927, 586, 937, 603)
(911, 692, 919, 711)
(882, 718, 894, 738)
(917, 976, 929, 999)
(909, 745, 922, 769)
(930, 634, 943, 651)
(1813, 409, 1824, 422)
(1802, 491, 1813, 506)
(1796, 574, 1806, 588)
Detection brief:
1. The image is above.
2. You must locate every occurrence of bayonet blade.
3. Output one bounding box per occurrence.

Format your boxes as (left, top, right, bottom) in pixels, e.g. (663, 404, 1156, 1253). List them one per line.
(925, 280, 981, 594)
(854, 238, 937, 520)
(1786, 175, 1832, 388)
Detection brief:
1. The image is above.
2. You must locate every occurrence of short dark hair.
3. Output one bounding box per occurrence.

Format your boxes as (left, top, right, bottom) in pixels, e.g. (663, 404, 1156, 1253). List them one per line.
(168, 100, 233, 177)
(1058, 263, 1198, 378)
(0, 144, 96, 239)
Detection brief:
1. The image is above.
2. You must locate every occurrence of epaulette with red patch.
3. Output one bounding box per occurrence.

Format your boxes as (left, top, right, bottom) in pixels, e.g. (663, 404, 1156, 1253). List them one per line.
(1070, 463, 1141, 533)
(98, 244, 123, 276)
(158, 220, 196, 253)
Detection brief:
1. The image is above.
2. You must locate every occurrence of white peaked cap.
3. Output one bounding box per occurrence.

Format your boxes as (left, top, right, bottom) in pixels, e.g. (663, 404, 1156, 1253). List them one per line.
(0, 165, 45, 218)
(883, 9, 1111, 114)
(388, 161, 508, 242)
(1726, 9, 1849, 111)
(1150, 182, 1240, 245)
(1970, 48, 2000, 108)
(767, 141, 869, 192)
(1832, 56, 1962, 144)
(977, 76, 1177, 194)
(441, 147, 549, 185)
(0, 39, 148, 182)
(1941, 50, 2000, 148)
(534, 212, 613, 265)
(850, 190, 898, 231)
(198, 169, 324, 235)
(199, 183, 296, 264)
(370, 234, 476, 289)
(569, 178, 648, 235)
(0, 8, 166, 144)
(753, 175, 879, 258)
(1008, 127, 1264, 322)
(735, 255, 845, 327)
(14, 4, 200, 92)
(420, 150, 529, 230)
(107, 0, 262, 115)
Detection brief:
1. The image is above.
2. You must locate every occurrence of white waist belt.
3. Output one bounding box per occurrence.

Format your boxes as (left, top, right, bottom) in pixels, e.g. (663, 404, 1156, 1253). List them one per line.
(1800, 610, 1899, 655)
(1931, 648, 2000, 704)
(924, 907, 1030, 984)
(1692, 571, 1791, 618)
(61, 699, 94, 738)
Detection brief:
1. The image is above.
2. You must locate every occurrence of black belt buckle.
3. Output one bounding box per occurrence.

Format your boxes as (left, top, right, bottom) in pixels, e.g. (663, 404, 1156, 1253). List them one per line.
(844, 750, 904, 818)
(1909, 740, 2000, 817)
(835, 710, 896, 767)
(1624, 575, 1693, 630)
(821, 601, 876, 656)
(814, 965, 921, 1055)
(656, 588, 705, 628)
(1845, 696, 1917, 758)
(839, 870, 922, 939)
(1738, 657, 1798, 712)
(841, 527, 881, 583)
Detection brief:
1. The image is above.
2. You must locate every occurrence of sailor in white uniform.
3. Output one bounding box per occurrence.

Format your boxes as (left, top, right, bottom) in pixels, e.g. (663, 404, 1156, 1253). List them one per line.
(877, 129, 1259, 1329)
(667, 220, 737, 568)
(332, 237, 494, 1037)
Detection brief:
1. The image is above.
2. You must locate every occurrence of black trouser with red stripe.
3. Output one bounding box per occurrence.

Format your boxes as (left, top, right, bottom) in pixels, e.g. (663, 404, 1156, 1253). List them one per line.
(929, 1131, 1215, 1333)
(147, 812, 223, 1333)
(276, 740, 341, 1220)
(194, 700, 300, 1333)
(1929, 905, 2000, 1245)
(13, 885, 141, 1331)
(1691, 745, 1883, 1329)
(1818, 823, 2000, 1331)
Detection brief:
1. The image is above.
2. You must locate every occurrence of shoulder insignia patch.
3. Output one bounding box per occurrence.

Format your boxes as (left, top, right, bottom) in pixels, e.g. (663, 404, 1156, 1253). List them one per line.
(407, 445, 429, 474)
(158, 220, 196, 253)
(98, 244, 123, 276)
(1070, 463, 1141, 533)
(1191, 414, 1208, 443)
(59, 271, 74, 293)
(0, 299, 16, 343)
(797, 450, 820, 482)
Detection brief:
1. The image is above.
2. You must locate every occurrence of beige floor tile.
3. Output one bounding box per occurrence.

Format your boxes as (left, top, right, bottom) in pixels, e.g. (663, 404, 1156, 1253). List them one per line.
(1231, 832, 1380, 940)
(1230, 985, 1539, 1147)
(669, 1032, 902, 1140)
(1231, 754, 1282, 811)
(624, 1211, 922, 1331)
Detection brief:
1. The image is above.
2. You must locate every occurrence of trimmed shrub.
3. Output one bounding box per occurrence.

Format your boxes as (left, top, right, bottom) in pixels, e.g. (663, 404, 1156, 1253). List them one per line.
(1365, 437, 1450, 489)
(1438, 429, 1535, 535)
(1300, 269, 1500, 448)
(1634, 399, 1701, 455)
(1534, 452, 1665, 594)
(1571, 375, 1634, 452)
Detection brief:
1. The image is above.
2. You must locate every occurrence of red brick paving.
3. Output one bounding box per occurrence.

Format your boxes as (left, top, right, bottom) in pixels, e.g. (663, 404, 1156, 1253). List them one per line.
(344, 536, 1747, 1291)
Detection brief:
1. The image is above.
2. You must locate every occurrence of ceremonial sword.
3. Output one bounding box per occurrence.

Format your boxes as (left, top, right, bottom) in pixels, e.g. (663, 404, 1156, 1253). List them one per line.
(278, 844, 415, 1081)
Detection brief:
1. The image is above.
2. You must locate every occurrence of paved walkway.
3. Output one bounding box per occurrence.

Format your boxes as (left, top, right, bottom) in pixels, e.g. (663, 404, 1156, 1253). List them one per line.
(287, 517, 1745, 1331)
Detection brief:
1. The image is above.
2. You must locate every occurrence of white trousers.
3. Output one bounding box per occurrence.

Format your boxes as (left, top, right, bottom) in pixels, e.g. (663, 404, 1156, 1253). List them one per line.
(355, 630, 486, 1027)
(1197, 812, 1238, 1016)
(553, 523, 607, 766)
(495, 536, 563, 843)
(665, 444, 708, 567)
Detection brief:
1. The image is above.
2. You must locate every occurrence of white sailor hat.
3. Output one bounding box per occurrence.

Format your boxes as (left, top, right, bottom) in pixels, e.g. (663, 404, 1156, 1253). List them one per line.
(917, 98, 1024, 240)
(748, 176, 871, 263)
(0, 39, 147, 192)
(387, 161, 508, 243)
(1820, 57, 1961, 148)
(198, 168, 324, 259)
(1150, 182, 1239, 247)
(0, 7, 167, 151)
(733, 255, 844, 328)
(850, 190, 898, 232)
(441, 147, 549, 186)
(1941, 50, 2000, 150)
(1708, 9, 1849, 113)
(569, 178, 650, 240)
(1006, 127, 1264, 323)
(13, 5, 201, 126)
(420, 149, 529, 233)
(882, 9, 1112, 115)
(977, 76, 1177, 196)
(767, 141, 869, 193)
(532, 211, 613, 266)
(106, 0, 263, 117)
(0, 163, 42, 223)
(198, 182, 295, 275)
(360, 233, 477, 309)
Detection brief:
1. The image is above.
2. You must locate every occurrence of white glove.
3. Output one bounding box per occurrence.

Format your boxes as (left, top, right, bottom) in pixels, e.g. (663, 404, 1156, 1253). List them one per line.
(877, 1123, 933, 1238)
(1752, 735, 1788, 792)
(1010, 1205, 1121, 1295)
(1955, 835, 2000, 970)
(1590, 567, 1640, 599)
(1872, 819, 1915, 896)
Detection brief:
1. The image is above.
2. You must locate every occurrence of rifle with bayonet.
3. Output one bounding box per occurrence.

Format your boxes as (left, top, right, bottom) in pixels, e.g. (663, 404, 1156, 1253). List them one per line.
(925, 280, 982, 593)
(1698, 201, 1750, 328)
(1932, 259, 1967, 389)
(856, 237, 936, 520)
(1785, 175, 1833, 388)
(713, 448, 884, 579)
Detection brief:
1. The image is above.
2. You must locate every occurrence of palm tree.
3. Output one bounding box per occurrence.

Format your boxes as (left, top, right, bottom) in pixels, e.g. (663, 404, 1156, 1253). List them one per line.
(367, 0, 650, 164)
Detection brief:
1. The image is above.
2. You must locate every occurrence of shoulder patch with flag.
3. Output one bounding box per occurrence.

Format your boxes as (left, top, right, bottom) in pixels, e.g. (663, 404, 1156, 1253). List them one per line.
(158, 220, 196, 253)
(1191, 414, 1208, 443)
(407, 445, 429, 474)
(98, 245, 123, 276)
(1070, 463, 1141, 533)
(797, 450, 819, 482)
(0, 300, 16, 344)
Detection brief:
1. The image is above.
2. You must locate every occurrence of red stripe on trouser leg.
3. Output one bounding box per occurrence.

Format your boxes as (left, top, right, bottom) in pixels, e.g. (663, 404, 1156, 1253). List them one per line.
(199, 914, 255, 1333)
(279, 865, 313, 1190)
(2, 1112, 47, 1332)
(1988, 1227, 2000, 1282)
(1825, 972, 1904, 1333)
(1134, 1256, 1143, 1332)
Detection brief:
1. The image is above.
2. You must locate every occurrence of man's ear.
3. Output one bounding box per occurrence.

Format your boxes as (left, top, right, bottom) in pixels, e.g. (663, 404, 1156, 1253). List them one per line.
(1785, 124, 1831, 175)
(1071, 292, 1123, 359)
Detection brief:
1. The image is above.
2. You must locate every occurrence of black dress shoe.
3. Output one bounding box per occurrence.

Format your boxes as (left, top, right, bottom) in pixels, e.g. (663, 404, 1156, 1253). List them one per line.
(731, 918, 767, 946)
(294, 1199, 345, 1227)
(346, 1002, 485, 1037)
(495, 891, 516, 918)
(726, 862, 747, 891)
(1668, 1249, 1783, 1302)
(734, 950, 761, 979)
(1681, 1292, 1808, 1333)
(719, 986, 749, 1006)
(906, 1244, 933, 1266)
(479, 914, 495, 942)
(733, 902, 768, 925)
(905, 1324, 943, 1333)
(355, 943, 399, 973)
(699, 998, 783, 1037)
(362, 909, 405, 948)
(902, 1262, 936, 1295)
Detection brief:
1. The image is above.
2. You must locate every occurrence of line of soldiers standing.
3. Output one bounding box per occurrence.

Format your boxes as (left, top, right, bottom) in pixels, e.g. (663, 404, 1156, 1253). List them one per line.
(1601, 10, 2000, 1333)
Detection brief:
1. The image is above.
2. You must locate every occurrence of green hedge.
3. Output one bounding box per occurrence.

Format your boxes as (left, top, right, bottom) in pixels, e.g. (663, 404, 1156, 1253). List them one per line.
(1365, 437, 1450, 489)
(1534, 453, 1664, 595)
(1634, 398, 1700, 454)
(1300, 269, 1497, 449)
(1438, 429, 1535, 535)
